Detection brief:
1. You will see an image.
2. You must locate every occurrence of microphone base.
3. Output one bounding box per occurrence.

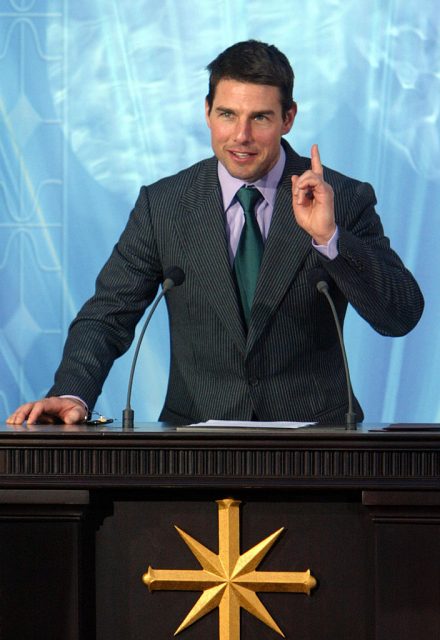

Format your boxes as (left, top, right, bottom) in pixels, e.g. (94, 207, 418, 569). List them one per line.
(122, 408, 134, 430)
(345, 412, 358, 430)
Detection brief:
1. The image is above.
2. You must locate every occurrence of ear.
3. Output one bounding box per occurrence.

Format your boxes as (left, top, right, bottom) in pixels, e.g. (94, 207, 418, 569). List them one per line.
(205, 98, 212, 129)
(282, 101, 297, 135)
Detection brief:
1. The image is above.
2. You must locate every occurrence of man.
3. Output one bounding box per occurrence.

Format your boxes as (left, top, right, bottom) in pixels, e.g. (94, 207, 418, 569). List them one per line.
(7, 40, 423, 426)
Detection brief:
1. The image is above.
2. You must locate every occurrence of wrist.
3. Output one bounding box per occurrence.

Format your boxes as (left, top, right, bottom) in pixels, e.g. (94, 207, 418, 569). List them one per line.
(312, 226, 339, 260)
(312, 225, 337, 246)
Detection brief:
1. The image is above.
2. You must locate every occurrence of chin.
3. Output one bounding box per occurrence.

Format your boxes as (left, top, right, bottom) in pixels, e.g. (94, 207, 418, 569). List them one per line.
(227, 165, 260, 182)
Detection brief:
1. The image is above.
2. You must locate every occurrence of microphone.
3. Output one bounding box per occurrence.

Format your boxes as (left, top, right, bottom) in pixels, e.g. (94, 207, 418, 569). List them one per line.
(122, 266, 185, 429)
(308, 268, 357, 430)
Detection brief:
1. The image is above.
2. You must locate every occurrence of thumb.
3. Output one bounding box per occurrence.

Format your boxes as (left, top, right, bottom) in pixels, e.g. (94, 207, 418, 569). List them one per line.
(64, 405, 87, 425)
(291, 174, 299, 193)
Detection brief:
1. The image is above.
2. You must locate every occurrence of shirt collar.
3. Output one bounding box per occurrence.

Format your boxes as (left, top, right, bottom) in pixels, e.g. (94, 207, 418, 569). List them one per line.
(218, 145, 286, 210)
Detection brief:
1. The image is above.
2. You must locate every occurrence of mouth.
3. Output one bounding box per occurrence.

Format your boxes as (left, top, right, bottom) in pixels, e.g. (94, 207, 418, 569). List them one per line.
(228, 150, 257, 161)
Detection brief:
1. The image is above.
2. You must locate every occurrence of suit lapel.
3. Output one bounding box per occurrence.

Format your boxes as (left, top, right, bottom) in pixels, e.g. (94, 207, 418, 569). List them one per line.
(246, 145, 311, 354)
(174, 158, 247, 353)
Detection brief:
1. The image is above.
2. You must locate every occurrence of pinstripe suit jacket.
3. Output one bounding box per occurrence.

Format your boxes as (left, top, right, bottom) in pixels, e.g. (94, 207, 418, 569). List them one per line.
(49, 141, 424, 423)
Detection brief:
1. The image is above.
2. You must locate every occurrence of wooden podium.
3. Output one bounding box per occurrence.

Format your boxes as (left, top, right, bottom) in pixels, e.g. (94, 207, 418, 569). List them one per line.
(1, 422, 439, 640)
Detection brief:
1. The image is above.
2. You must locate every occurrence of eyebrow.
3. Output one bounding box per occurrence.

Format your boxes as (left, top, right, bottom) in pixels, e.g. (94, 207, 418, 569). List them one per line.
(214, 106, 276, 117)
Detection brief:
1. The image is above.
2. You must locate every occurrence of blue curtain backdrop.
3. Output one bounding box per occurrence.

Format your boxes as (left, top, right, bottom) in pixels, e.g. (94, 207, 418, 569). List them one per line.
(0, 0, 438, 423)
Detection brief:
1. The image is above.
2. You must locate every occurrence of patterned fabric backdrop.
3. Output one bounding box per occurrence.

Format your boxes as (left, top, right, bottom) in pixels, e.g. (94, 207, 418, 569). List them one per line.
(0, 0, 438, 422)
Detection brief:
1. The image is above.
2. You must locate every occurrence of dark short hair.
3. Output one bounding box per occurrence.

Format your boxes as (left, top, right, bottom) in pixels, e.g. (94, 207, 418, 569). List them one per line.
(206, 40, 295, 117)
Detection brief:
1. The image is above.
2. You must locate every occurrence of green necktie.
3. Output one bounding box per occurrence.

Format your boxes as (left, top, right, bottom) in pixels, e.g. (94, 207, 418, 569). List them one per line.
(233, 186, 264, 325)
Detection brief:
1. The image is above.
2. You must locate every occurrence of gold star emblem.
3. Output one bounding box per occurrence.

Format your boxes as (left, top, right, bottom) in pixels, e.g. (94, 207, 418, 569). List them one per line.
(143, 498, 316, 639)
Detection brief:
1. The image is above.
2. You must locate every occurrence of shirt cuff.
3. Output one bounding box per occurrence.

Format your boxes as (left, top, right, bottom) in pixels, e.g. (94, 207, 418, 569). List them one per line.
(312, 226, 339, 260)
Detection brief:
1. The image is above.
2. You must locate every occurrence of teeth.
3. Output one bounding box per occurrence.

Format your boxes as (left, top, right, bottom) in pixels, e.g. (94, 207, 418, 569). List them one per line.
(234, 152, 250, 158)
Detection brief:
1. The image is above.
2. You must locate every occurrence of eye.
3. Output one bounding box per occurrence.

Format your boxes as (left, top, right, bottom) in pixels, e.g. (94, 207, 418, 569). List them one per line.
(219, 110, 234, 119)
(254, 113, 269, 122)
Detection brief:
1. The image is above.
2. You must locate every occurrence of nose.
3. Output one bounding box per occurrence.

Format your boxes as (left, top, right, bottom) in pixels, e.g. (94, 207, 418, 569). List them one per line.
(233, 118, 252, 144)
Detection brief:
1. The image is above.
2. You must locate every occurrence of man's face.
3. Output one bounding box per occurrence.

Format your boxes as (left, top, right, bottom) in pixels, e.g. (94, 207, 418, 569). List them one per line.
(205, 79, 296, 183)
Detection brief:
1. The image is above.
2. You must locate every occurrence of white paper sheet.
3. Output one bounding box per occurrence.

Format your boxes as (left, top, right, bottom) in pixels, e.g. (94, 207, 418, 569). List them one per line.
(186, 420, 316, 429)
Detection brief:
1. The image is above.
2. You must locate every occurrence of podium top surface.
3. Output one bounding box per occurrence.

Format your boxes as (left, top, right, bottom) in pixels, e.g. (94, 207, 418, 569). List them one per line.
(1, 421, 440, 440)
(1, 422, 439, 490)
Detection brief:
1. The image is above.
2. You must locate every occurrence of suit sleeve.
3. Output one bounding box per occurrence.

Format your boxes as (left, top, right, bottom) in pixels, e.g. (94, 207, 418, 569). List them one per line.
(47, 187, 163, 409)
(319, 178, 424, 336)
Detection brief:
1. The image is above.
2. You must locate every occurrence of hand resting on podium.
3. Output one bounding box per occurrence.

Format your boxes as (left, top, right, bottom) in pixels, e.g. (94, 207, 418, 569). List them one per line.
(6, 397, 87, 425)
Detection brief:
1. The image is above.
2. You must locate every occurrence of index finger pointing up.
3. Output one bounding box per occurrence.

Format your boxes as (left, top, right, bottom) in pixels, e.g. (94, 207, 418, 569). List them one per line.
(311, 143, 323, 176)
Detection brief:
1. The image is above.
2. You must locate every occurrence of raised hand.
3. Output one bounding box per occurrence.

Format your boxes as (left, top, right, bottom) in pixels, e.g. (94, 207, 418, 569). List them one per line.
(291, 144, 336, 244)
(6, 396, 87, 425)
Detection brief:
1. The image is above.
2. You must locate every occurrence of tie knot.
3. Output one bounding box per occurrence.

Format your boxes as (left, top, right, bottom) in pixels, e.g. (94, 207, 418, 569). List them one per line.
(236, 186, 261, 213)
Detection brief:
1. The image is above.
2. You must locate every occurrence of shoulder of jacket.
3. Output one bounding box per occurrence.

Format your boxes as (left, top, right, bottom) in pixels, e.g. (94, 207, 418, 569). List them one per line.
(144, 156, 217, 195)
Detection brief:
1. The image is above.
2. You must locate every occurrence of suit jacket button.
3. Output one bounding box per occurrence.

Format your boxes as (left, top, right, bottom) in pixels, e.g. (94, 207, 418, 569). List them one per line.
(248, 377, 259, 386)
